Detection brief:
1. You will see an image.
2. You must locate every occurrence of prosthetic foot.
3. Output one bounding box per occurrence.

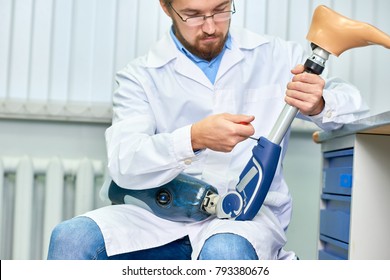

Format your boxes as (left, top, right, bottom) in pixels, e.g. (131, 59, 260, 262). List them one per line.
(307, 5, 390, 56)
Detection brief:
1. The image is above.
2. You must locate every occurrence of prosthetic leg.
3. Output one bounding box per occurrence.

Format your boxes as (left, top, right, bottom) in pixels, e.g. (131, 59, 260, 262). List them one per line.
(109, 5, 390, 222)
(230, 5, 390, 221)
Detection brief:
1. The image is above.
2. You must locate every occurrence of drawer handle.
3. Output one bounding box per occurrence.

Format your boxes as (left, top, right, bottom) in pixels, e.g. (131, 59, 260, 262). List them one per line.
(340, 174, 352, 188)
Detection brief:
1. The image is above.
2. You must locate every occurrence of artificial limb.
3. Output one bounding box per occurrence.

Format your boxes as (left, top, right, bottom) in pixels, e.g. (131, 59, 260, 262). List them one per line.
(109, 6, 390, 222)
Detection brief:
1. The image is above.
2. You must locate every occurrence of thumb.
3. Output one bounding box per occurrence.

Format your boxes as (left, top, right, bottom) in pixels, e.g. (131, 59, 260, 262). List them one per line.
(231, 114, 255, 124)
(291, 64, 305, 75)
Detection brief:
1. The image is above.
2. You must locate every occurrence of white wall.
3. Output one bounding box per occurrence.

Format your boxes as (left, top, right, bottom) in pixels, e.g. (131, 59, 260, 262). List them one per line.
(1, 0, 390, 260)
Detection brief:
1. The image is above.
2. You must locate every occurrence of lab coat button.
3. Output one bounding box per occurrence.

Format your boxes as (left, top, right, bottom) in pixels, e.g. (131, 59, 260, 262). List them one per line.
(184, 159, 192, 165)
(326, 110, 332, 118)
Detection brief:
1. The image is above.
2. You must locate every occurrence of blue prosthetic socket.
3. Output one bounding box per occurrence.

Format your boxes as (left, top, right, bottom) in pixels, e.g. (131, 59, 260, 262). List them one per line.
(108, 173, 219, 222)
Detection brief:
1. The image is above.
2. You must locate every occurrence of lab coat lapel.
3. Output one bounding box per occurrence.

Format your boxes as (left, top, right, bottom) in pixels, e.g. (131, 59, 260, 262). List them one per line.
(215, 26, 270, 84)
(215, 46, 244, 83)
(174, 54, 214, 89)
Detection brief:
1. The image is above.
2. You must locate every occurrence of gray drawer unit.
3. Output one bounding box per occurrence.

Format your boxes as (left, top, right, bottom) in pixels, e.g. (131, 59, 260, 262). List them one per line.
(316, 112, 390, 260)
(319, 148, 353, 260)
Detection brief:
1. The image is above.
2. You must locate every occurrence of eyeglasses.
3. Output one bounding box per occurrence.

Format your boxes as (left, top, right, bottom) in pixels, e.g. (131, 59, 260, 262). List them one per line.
(168, 1, 236, 27)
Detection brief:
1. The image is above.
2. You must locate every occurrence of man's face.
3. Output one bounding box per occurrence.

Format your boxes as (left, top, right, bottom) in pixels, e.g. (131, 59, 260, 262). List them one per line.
(164, 0, 232, 61)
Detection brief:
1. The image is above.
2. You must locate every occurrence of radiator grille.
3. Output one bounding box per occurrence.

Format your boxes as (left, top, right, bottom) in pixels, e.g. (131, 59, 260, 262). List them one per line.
(0, 156, 108, 260)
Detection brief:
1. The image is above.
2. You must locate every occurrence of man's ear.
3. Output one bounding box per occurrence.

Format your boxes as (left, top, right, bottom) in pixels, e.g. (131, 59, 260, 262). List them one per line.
(160, 0, 172, 18)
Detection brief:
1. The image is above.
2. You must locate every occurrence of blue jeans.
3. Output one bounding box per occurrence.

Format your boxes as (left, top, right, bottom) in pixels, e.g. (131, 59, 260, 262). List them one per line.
(47, 216, 258, 260)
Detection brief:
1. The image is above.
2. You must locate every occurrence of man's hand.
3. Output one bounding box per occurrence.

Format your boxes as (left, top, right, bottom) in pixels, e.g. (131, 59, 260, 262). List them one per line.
(191, 113, 255, 152)
(285, 64, 325, 116)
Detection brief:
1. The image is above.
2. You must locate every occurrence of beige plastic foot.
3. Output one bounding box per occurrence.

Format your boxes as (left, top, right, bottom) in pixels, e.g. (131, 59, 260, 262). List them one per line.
(307, 5, 390, 56)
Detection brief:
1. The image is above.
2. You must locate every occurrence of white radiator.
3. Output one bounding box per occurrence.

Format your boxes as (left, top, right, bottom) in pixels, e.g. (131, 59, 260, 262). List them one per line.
(0, 156, 108, 260)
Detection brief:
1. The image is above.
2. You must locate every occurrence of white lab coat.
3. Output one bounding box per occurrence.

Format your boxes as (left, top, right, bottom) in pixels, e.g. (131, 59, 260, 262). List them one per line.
(84, 27, 369, 259)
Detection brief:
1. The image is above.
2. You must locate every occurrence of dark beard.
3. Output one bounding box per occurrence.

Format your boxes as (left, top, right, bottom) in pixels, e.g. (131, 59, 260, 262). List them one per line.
(172, 22, 229, 61)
